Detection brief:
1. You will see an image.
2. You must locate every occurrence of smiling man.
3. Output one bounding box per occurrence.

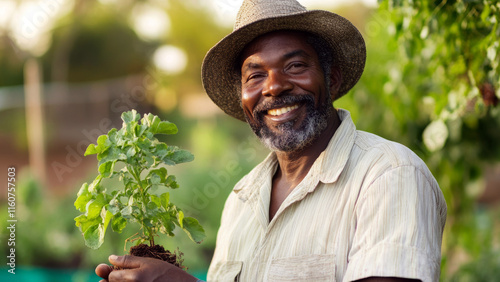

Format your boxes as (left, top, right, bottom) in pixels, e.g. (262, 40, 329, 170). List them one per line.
(96, 0, 447, 281)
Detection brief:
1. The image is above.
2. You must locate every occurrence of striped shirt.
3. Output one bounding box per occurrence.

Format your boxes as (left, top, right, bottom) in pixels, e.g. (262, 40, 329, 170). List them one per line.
(207, 109, 447, 282)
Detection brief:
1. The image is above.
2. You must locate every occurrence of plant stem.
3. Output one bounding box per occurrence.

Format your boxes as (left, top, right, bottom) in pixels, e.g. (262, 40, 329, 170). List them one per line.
(129, 165, 154, 246)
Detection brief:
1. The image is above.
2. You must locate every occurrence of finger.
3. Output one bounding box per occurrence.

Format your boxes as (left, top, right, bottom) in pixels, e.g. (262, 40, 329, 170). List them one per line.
(108, 268, 146, 282)
(95, 263, 113, 279)
(109, 255, 144, 269)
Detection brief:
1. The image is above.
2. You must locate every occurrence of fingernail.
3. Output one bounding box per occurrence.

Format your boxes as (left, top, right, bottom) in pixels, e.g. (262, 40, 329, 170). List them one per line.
(109, 255, 118, 261)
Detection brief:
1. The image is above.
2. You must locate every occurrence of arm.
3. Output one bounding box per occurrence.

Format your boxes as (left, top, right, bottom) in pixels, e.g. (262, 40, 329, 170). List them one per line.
(356, 278, 420, 282)
(344, 164, 446, 281)
(95, 255, 199, 282)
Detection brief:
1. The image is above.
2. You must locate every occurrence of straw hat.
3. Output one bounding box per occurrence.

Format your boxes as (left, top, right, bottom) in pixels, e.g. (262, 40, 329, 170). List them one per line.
(202, 0, 366, 121)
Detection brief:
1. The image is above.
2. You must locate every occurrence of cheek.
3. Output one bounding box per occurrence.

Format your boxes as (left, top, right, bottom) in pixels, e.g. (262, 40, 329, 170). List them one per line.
(241, 87, 261, 115)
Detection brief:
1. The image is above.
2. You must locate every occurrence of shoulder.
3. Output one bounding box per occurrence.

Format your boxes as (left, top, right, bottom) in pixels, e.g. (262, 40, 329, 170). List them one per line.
(352, 130, 434, 180)
(346, 131, 445, 208)
(355, 131, 423, 167)
(350, 130, 446, 219)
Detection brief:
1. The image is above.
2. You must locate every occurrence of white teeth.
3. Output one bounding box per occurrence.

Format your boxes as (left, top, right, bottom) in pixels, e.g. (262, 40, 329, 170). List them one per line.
(268, 105, 299, 116)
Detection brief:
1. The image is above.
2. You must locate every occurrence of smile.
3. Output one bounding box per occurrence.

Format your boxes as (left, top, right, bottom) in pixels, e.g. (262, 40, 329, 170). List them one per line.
(267, 104, 299, 116)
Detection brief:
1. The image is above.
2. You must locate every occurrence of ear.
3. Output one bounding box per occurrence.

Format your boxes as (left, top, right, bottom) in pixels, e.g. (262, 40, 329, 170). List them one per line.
(328, 67, 342, 100)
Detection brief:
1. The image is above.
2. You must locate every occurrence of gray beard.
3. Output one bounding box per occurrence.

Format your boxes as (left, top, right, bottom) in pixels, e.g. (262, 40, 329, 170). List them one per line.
(246, 94, 333, 152)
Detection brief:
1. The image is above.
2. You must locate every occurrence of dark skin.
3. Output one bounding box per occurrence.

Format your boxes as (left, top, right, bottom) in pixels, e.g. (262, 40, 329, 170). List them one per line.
(239, 31, 342, 220)
(95, 31, 420, 282)
(240, 31, 420, 282)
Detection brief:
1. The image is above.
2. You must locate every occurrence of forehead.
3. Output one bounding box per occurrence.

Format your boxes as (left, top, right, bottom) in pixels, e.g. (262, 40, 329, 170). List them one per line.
(239, 31, 317, 65)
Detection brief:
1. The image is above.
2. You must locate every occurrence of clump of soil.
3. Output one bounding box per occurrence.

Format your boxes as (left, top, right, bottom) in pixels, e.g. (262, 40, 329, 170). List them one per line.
(128, 244, 185, 269)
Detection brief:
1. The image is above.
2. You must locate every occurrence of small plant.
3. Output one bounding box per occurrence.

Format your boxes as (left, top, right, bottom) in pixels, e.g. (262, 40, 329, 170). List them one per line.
(74, 110, 205, 261)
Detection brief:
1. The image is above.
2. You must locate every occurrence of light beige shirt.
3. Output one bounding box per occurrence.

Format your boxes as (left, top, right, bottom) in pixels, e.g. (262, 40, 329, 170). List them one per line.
(208, 109, 447, 282)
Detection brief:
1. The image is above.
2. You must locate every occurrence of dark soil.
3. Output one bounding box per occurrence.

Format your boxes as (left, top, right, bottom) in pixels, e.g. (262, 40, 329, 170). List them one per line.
(129, 244, 185, 269)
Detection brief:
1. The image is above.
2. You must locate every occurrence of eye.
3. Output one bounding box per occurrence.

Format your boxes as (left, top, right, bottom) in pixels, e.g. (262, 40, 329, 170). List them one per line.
(246, 72, 266, 82)
(286, 62, 308, 73)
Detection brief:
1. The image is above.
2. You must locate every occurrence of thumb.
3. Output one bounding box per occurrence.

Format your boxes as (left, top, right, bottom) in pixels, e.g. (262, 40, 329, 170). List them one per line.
(109, 255, 143, 269)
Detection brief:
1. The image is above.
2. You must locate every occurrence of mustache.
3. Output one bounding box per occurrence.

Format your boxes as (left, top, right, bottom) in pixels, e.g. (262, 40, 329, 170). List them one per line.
(252, 95, 314, 116)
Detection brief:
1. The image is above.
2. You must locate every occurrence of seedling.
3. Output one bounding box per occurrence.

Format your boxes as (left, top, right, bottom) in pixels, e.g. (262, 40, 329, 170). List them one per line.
(74, 110, 205, 254)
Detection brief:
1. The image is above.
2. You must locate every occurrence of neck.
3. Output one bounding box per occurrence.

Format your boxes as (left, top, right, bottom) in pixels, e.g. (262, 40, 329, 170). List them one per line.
(274, 108, 341, 187)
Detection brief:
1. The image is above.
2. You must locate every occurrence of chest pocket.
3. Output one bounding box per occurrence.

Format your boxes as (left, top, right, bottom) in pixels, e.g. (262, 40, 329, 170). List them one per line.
(211, 261, 243, 282)
(267, 254, 336, 282)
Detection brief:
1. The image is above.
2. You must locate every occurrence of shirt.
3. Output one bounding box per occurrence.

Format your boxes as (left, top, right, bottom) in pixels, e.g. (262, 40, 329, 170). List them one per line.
(207, 109, 447, 282)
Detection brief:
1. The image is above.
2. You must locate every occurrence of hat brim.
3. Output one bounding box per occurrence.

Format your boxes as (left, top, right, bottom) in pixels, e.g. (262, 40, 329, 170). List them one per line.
(202, 10, 366, 122)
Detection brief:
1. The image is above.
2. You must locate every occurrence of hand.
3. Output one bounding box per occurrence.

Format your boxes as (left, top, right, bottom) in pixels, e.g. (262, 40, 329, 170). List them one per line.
(95, 255, 199, 282)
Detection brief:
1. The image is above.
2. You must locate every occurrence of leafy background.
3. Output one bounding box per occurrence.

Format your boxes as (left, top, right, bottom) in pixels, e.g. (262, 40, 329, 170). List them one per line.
(0, 0, 499, 281)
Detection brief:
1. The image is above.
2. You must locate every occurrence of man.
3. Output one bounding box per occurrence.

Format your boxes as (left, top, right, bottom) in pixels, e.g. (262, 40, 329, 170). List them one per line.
(96, 0, 447, 281)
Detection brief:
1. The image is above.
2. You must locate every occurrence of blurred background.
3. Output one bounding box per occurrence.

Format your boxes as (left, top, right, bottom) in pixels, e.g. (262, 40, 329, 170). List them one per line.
(0, 0, 499, 281)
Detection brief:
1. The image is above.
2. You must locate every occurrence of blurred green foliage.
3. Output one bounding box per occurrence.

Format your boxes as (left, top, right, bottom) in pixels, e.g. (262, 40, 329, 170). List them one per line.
(338, 0, 500, 279)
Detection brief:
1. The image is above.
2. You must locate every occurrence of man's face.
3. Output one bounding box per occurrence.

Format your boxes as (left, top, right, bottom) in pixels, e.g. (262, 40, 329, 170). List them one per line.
(239, 31, 336, 152)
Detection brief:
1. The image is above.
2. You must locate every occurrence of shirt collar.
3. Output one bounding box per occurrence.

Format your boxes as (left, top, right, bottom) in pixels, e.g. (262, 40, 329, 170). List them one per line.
(316, 108, 356, 184)
(233, 109, 356, 201)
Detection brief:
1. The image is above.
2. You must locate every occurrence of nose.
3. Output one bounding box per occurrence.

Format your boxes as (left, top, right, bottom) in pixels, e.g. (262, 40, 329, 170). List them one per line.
(261, 71, 292, 97)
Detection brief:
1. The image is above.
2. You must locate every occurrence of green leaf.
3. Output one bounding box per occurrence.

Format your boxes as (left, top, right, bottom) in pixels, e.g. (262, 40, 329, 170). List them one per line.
(182, 217, 206, 244)
(108, 199, 121, 215)
(137, 137, 152, 151)
(102, 209, 113, 231)
(85, 135, 110, 156)
(75, 183, 92, 212)
(122, 110, 141, 124)
(160, 192, 170, 209)
(147, 167, 168, 183)
(98, 161, 115, 178)
(84, 144, 98, 156)
(150, 173, 162, 185)
(83, 224, 102, 249)
(126, 146, 137, 158)
(135, 124, 148, 137)
(159, 213, 175, 236)
(164, 147, 194, 165)
(178, 210, 185, 228)
(121, 206, 132, 218)
(142, 113, 160, 128)
(107, 128, 118, 143)
(75, 214, 86, 226)
(166, 175, 179, 189)
(85, 194, 107, 220)
(96, 135, 111, 151)
(88, 175, 103, 194)
(74, 214, 100, 233)
(83, 210, 111, 249)
(121, 205, 140, 219)
(155, 121, 178, 135)
(143, 113, 178, 135)
(146, 201, 160, 218)
(111, 215, 127, 233)
(154, 143, 169, 159)
(144, 155, 154, 167)
(150, 195, 161, 208)
(77, 182, 90, 197)
(123, 116, 139, 138)
(98, 147, 127, 165)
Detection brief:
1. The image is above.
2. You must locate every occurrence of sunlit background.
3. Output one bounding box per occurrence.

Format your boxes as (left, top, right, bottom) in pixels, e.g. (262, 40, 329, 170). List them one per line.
(0, 0, 499, 281)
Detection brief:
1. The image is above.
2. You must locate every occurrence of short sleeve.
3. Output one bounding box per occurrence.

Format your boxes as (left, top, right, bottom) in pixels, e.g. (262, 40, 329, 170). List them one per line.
(344, 165, 447, 282)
